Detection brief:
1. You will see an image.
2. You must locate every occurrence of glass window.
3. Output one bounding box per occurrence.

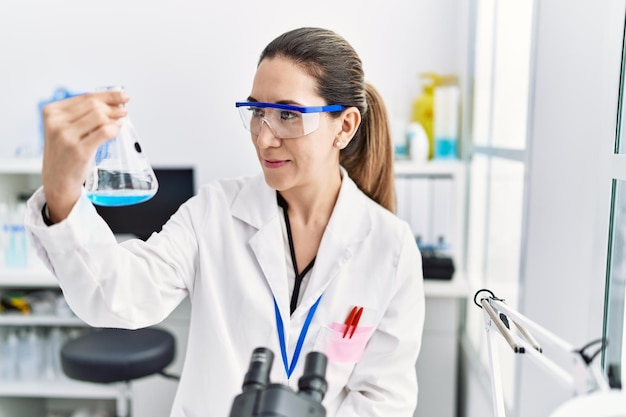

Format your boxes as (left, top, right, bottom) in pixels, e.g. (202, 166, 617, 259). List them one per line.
(471, 0, 496, 147)
(484, 158, 525, 289)
(464, 0, 533, 412)
(485, 157, 525, 406)
(605, 181, 626, 389)
(465, 154, 489, 350)
(617, 87, 626, 153)
(490, 1, 533, 150)
(466, 154, 489, 282)
(604, 20, 626, 388)
(471, 0, 534, 150)
(618, 31, 626, 154)
(465, 154, 525, 408)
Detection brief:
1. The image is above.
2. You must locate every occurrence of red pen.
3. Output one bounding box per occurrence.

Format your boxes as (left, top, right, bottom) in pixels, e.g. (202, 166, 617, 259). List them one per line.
(349, 307, 364, 339)
(343, 306, 358, 338)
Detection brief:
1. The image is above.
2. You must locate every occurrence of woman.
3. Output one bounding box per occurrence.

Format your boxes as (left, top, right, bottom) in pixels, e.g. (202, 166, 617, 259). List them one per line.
(26, 27, 425, 417)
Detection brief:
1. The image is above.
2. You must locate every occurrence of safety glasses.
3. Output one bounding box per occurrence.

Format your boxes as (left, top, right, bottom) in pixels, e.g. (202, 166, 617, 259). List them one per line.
(235, 102, 345, 139)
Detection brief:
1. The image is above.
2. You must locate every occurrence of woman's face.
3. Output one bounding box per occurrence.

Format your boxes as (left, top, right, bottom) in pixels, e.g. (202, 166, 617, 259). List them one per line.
(247, 56, 343, 193)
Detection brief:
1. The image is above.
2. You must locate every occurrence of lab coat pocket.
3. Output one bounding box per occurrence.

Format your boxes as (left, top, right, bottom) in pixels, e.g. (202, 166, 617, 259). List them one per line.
(315, 322, 373, 363)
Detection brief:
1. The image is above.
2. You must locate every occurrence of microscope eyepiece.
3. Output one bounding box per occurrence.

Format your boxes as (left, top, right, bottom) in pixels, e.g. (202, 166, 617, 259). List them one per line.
(242, 347, 274, 392)
(297, 351, 328, 403)
(230, 348, 327, 417)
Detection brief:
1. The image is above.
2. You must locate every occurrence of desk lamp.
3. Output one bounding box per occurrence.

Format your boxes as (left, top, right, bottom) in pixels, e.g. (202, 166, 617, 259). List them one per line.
(475, 289, 626, 417)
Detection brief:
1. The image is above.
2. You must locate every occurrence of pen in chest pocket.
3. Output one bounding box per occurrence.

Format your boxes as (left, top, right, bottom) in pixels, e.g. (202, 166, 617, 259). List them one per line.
(342, 306, 364, 339)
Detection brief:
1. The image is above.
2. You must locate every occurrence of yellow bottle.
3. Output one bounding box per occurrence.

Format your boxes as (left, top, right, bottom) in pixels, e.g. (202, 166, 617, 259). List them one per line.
(411, 73, 440, 160)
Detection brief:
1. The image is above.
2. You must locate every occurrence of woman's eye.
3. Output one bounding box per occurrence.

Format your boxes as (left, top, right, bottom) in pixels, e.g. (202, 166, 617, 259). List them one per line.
(251, 108, 265, 118)
(280, 110, 300, 121)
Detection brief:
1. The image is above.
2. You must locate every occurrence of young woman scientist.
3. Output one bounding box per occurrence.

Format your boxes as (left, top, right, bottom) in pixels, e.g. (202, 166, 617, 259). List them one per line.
(25, 27, 425, 417)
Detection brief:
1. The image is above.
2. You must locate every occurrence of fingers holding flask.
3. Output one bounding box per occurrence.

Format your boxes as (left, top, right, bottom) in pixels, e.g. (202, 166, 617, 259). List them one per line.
(41, 91, 130, 222)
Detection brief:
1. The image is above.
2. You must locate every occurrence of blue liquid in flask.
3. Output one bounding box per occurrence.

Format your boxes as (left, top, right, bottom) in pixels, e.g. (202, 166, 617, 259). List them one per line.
(87, 192, 155, 206)
(84, 91, 158, 207)
(86, 168, 158, 206)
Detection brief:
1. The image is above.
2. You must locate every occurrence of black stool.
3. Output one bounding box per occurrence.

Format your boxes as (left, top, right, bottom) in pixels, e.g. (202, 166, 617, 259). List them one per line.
(61, 327, 177, 417)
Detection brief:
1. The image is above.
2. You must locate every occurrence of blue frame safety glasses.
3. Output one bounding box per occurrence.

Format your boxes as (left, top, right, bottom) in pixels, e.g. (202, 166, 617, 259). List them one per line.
(235, 101, 345, 139)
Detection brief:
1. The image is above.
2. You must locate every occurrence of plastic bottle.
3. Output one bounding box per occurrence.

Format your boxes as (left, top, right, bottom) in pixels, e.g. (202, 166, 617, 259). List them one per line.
(411, 73, 441, 159)
(5, 203, 28, 268)
(4, 205, 18, 268)
(16, 202, 29, 267)
(18, 327, 42, 380)
(45, 327, 66, 379)
(0, 203, 8, 267)
(391, 117, 409, 160)
(1, 329, 19, 380)
(406, 122, 429, 162)
(434, 84, 460, 159)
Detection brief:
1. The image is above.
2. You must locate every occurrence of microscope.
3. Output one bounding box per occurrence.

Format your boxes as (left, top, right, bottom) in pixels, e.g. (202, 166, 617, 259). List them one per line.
(228, 347, 328, 417)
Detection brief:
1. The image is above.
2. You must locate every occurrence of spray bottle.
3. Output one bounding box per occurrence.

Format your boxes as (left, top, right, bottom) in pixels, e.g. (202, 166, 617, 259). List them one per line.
(433, 82, 460, 159)
(411, 73, 441, 159)
(411, 73, 460, 160)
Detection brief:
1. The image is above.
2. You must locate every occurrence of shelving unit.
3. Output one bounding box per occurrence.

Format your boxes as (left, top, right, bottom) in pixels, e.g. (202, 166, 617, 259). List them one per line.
(0, 157, 189, 417)
(0, 265, 56, 288)
(394, 159, 467, 280)
(0, 157, 121, 417)
(0, 315, 85, 327)
(0, 157, 42, 174)
(393, 159, 468, 417)
(0, 380, 121, 399)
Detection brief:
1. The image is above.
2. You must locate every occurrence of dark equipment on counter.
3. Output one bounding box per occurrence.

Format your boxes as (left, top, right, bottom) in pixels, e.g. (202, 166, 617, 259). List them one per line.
(421, 248, 455, 280)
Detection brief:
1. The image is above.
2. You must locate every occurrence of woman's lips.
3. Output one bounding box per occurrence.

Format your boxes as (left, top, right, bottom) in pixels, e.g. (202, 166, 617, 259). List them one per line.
(263, 159, 287, 169)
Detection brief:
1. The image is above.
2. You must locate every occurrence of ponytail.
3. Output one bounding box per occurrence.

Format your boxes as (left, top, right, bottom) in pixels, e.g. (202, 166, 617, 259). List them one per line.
(340, 82, 396, 213)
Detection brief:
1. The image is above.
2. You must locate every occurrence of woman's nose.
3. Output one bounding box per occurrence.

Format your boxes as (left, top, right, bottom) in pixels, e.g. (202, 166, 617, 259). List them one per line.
(255, 119, 281, 148)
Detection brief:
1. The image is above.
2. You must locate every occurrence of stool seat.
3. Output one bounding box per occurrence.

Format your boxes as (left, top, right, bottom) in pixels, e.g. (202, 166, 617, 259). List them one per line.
(61, 327, 175, 384)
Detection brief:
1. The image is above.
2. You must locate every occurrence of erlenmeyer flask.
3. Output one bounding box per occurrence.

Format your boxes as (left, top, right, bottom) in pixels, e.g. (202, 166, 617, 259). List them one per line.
(84, 87, 158, 206)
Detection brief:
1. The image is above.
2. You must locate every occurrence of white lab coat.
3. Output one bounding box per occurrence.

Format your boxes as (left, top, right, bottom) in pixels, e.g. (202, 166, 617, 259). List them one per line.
(25, 169, 425, 417)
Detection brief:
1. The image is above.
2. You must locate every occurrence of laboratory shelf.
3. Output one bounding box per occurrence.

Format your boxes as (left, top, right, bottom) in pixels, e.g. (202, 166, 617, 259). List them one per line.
(0, 379, 122, 399)
(0, 314, 84, 326)
(394, 159, 465, 177)
(423, 274, 469, 299)
(0, 267, 57, 288)
(0, 157, 42, 174)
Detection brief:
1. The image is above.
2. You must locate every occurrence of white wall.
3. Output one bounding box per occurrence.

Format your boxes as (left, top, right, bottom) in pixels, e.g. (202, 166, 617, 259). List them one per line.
(0, 0, 468, 187)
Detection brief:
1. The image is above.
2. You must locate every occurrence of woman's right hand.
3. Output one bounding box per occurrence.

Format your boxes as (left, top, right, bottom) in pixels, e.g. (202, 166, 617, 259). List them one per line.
(41, 90, 130, 223)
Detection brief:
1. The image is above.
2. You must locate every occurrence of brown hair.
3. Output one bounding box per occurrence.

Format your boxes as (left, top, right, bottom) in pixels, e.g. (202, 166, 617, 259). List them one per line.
(259, 27, 396, 213)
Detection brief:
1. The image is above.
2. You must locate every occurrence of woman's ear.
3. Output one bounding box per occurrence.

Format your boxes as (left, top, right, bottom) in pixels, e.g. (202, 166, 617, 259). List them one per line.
(335, 107, 361, 148)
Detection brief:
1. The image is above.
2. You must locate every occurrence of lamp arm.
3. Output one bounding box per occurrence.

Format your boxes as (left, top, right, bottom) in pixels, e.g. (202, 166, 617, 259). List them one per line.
(490, 299, 574, 354)
(476, 290, 612, 417)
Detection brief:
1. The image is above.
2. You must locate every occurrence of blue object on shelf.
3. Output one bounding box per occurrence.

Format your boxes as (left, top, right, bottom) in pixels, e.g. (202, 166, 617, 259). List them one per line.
(434, 137, 458, 159)
(38, 87, 82, 150)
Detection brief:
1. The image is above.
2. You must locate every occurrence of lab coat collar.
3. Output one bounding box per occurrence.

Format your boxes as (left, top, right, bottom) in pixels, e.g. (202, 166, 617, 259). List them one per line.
(232, 174, 289, 312)
(231, 168, 373, 321)
(301, 167, 372, 316)
(231, 174, 278, 229)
